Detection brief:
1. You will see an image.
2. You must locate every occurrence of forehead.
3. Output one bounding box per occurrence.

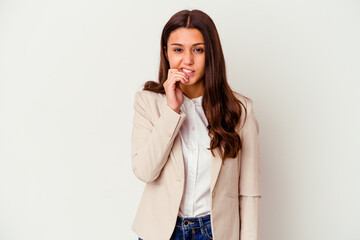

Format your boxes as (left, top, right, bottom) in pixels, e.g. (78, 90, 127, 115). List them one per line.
(168, 28, 204, 45)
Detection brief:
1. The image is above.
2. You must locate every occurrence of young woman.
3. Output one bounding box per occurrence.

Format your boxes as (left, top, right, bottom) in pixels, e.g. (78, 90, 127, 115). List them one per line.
(131, 9, 261, 240)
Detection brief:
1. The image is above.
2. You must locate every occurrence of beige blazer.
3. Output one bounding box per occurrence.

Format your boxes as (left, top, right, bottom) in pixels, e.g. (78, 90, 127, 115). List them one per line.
(131, 90, 261, 240)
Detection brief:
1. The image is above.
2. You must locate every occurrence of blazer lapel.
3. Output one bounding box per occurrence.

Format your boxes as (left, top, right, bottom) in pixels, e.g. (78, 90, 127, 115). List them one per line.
(210, 148, 222, 193)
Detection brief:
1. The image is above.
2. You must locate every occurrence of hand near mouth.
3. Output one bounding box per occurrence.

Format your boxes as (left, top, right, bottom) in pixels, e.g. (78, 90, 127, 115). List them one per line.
(163, 68, 189, 114)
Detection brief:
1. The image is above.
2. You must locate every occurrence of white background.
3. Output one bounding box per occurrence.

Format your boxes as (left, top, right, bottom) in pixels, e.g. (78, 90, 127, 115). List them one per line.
(1, 0, 359, 239)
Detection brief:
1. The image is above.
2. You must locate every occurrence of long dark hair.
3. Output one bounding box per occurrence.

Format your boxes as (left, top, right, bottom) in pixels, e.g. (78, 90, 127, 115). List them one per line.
(143, 9, 248, 163)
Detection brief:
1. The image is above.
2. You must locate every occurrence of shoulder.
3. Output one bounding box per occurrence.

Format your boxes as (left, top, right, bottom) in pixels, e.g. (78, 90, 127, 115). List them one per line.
(135, 89, 164, 99)
(232, 90, 254, 112)
(232, 91, 258, 134)
(134, 90, 166, 105)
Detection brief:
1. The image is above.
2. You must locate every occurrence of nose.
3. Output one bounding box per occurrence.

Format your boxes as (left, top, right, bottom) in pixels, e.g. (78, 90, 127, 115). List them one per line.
(182, 50, 194, 65)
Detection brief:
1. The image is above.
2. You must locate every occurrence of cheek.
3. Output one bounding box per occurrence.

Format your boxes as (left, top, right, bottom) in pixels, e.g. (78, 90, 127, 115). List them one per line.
(168, 56, 182, 68)
(197, 54, 205, 64)
(198, 57, 205, 71)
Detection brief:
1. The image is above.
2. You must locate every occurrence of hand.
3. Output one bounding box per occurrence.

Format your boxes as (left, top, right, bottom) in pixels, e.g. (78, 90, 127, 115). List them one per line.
(163, 68, 189, 113)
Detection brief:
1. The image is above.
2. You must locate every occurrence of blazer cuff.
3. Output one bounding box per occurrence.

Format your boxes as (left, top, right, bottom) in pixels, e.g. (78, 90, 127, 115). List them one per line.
(240, 196, 260, 240)
(161, 104, 186, 138)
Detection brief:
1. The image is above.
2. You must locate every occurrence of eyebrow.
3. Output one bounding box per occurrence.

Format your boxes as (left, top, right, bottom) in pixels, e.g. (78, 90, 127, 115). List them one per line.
(170, 43, 205, 46)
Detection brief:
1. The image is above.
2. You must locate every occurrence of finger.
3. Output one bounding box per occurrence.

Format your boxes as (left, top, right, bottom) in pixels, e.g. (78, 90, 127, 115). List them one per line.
(166, 69, 187, 87)
(168, 68, 179, 78)
(172, 69, 187, 77)
(172, 72, 187, 81)
(174, 72, 188, 83)
(170, 74, 187, 85)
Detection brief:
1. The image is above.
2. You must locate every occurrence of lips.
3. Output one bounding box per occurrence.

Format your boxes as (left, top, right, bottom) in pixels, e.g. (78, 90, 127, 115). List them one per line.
(181, 67, 195, 73)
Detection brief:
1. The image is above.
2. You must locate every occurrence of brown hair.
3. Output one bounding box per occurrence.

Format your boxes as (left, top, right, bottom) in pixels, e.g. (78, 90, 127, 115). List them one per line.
(143, 9, 247, 163)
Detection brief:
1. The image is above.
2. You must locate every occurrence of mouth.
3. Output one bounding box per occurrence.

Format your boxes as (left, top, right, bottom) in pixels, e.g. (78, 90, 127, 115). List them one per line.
(181, 67, 195, 74)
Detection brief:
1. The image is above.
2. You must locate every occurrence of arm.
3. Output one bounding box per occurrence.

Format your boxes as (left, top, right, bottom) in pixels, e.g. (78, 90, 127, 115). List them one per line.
(131, 91, 186, 183)
(238, 99, 261, 240)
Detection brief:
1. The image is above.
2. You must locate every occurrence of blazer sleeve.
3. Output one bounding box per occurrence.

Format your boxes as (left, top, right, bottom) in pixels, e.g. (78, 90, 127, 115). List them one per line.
(238, 98, 261, 240)
(131, 91, 186, 183)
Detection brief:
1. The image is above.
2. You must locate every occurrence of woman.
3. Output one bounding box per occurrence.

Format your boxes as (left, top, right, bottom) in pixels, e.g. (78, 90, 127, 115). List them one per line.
(131, 9, 261, 240)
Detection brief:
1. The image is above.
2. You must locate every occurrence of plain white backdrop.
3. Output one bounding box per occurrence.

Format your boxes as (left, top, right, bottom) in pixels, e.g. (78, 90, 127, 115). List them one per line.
(0, 0, 359, 239)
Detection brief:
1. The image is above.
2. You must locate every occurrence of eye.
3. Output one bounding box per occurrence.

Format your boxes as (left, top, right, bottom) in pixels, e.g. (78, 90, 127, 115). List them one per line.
(174, 48, 182, 52)
(194, 48, 204, 53)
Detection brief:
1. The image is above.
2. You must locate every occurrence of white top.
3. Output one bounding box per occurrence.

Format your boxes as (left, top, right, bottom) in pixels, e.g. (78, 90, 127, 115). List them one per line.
(178, 94, 212, 218)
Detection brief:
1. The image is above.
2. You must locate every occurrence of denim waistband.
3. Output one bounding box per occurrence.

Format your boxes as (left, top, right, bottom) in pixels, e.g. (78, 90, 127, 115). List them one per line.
(176, 214, 211, 229)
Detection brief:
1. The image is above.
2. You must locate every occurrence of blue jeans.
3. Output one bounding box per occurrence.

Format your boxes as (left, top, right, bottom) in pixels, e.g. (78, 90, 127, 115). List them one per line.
(138, 214, 213, 240)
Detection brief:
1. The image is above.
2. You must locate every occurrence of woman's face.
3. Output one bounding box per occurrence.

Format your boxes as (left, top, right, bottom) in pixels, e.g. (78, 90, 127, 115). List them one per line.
(165, 27, 206, 87)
